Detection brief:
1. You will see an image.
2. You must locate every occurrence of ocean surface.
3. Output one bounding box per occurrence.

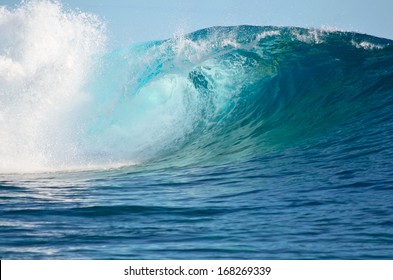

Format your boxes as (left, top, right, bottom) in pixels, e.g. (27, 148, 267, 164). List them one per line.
(1, 1, 393, 259)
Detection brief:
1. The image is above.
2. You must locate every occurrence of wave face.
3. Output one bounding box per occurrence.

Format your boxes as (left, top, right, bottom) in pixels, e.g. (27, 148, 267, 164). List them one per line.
(1, 2, 393, 173)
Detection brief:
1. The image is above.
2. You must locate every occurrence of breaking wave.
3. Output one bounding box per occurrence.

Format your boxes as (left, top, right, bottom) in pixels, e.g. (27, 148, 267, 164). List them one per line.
(1, 0, 393, 173)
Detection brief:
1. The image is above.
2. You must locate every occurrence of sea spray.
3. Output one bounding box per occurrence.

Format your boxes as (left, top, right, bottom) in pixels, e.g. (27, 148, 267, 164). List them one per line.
(0, 0, 105, 172)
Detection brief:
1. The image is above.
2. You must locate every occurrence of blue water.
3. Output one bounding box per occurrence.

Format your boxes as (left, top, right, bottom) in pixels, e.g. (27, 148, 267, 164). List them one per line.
(1, 20, 393, 258)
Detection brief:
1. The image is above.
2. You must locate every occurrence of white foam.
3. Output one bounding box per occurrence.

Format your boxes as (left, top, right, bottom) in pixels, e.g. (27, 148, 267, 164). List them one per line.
(0, 0, 106, 173)
(256, 30, 281, 41)
(351, 40, 384, 50)
(291, 28, 326, 44)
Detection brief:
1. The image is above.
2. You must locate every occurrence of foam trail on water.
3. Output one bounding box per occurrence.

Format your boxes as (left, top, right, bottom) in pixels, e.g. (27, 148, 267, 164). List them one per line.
(0, 0, 105, 172)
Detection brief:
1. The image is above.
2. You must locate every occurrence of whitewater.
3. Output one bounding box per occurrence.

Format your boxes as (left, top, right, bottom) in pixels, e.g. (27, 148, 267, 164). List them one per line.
(1, 0, 393, 259)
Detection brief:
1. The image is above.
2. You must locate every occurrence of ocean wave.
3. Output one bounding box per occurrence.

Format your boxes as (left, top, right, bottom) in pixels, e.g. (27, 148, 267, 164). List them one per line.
(1, 1, 393, 173)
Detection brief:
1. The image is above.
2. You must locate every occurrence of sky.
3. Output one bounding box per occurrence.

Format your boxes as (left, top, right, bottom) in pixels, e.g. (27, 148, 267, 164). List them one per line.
(2, 0, 393, 47)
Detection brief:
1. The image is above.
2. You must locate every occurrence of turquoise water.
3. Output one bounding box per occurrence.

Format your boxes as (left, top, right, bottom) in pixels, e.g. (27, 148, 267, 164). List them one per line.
(1, 2, 393, 259)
